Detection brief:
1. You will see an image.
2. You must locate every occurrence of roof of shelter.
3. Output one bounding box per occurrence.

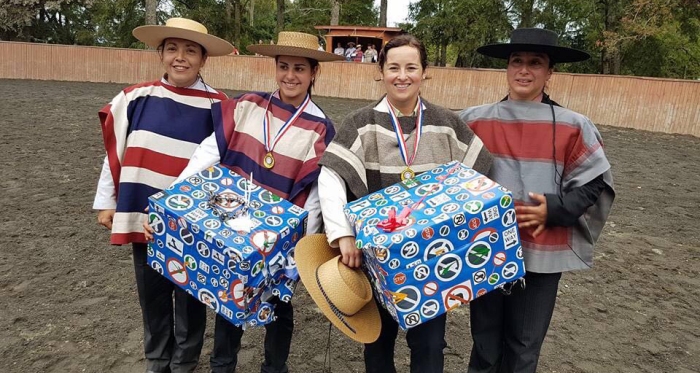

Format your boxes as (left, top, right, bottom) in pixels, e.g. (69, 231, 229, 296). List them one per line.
(314, 26, 403, 33)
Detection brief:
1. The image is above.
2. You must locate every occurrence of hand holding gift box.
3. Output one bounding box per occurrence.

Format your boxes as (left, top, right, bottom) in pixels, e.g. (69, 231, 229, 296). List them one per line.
(147, 164, 307, 328)
(344, 161, 526, 330)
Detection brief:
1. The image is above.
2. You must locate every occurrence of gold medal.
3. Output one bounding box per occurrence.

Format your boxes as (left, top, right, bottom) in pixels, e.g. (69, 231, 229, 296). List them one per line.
(387, 98, 423, 184)
(401, 167, 415, 181)
(263, 152, 275, 169)
(262, 91, 311, 171)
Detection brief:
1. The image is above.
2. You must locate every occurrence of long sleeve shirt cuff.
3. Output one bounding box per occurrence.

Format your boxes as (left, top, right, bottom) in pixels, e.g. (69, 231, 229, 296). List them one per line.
(545, 174, 607, 227)
(318, 166, 355, 247)
(93, 155, 117, 210)
(174, 133, 221, 185)
(303, 182, 323, 235)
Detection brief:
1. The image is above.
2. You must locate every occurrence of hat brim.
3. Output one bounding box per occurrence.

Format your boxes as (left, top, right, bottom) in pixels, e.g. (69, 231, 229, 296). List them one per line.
(477, 43, 590, 63)
(296, 234, 381, 343)
(133, 25, 234, 57)
(247, 45, 345, 62)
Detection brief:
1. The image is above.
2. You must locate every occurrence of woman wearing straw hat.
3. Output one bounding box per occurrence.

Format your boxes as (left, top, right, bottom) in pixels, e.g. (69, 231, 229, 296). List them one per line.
(459, 28, 615, 373)
(93, 17, 232, 373)
(317, 34, 492, 373)
(152, 31, 343, 373)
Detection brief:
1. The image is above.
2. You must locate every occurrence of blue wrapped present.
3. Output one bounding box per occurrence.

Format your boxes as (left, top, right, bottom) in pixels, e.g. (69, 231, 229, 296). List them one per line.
(344, 161, 525, 330)
(147, 164, 307, 328)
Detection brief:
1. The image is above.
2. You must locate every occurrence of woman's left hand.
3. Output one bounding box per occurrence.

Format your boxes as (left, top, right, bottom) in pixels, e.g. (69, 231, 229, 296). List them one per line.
(514, 192, 548, 237)
(143, 215, 155, 242)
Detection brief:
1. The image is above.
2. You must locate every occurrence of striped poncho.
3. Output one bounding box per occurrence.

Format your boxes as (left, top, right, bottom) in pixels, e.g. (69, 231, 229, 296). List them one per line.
(460, 99, 615, 273)
(320, 96, 493, 198)
(99, 80, 227, 244)
(212, 92, 335, 206)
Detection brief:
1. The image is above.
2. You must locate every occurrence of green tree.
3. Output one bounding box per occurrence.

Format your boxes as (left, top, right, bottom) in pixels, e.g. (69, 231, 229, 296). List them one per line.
(339, 0, 377, 25)
(286, 0, 331, 34)
(286, 0, 377, 41)
(409, 0, 511, 67)
(91, 0, 147, 48)
(172, 0, 278, 54)
(1, 0, 98, 44)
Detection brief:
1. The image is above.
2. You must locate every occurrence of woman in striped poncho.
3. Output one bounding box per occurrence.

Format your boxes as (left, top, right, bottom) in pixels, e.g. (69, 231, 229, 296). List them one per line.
(318, 34, 493, 373)
(93, 18, 233, 373)
(459, 28, 615, 373)
(148, 31, 344, 373)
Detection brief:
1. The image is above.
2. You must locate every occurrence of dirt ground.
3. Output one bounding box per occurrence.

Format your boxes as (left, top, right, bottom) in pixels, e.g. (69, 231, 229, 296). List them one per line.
(0, 79, 698, 373)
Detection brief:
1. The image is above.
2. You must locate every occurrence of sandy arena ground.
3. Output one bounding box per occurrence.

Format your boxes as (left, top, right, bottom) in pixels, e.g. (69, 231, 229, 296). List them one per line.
(0, 79, 698, 373)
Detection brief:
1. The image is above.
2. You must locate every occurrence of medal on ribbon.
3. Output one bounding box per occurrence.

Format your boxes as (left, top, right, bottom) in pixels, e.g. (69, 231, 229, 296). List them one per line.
(263, 152, 275, 169)
(262, 91, 311, 169)
(387, 97, 423, 181)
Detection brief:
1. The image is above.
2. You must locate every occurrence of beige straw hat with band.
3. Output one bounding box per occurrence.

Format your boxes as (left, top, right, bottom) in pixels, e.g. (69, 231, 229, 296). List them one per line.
(247, 32, 345, 62)
(296, 234, 380, 343)
(133, 17, 234, 57)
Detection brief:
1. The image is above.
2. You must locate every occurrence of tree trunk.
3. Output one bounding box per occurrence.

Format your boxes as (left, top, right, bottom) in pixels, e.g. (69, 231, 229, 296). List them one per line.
(145, 0, 158, 25)
(276, 0, 284, 35)
(249, 0, 255, 26)
(517, 0, 535, 28)
(379, 0, 387, 26)
(440, 41, 447, 66)
(434, 43, 441, 66)
(225, 0, 233, 40)
(601, 0, 620, 75)
(234, 0, 241, 47)
(455, 51, 467, 68)
(330, 0, 340, 26)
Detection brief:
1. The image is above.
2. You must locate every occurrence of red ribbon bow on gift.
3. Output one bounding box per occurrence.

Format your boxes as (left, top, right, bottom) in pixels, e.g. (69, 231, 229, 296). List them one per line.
(377, 207, 413, 232)
(375, 163, 463, 233)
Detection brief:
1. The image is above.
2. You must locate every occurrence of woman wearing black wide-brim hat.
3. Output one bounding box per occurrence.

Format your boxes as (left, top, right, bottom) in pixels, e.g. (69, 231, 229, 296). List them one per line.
(459, 28, 616, 373)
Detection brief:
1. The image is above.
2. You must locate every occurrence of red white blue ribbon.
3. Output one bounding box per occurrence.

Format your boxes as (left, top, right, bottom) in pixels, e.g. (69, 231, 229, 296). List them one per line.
(262, 91, 311, 153)
(386, 97, 423, 168)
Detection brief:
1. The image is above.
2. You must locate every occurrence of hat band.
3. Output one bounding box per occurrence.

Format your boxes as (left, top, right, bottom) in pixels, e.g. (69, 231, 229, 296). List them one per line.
(315, 267, 357, 334)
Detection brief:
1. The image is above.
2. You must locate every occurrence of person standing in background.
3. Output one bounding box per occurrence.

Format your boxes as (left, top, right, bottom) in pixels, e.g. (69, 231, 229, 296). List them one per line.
(334, 42, 345, 56)
(353, 44, 364, 62)
(344, 42, 356, 61)
(364, 44, 378, 63)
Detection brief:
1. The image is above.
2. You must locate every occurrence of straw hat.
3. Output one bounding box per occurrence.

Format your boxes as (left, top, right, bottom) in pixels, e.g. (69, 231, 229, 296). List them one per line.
(296, 234, 380, 343)
(247, 32, 345, 62)
(133, 18, 234, 57)
(477, 28, 590, 63)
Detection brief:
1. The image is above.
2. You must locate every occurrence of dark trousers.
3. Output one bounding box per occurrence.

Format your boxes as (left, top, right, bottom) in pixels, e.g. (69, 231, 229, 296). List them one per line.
(210, 297, 294, 373)
(468, 272, 562, 373)
(133, 243, 207, 373)
(364, 300, 447, 373)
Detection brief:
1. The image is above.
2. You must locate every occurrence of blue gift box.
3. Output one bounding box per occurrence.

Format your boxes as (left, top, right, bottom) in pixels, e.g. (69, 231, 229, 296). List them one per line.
(344, 161, 526, 330)
(147, 164, 307, 328)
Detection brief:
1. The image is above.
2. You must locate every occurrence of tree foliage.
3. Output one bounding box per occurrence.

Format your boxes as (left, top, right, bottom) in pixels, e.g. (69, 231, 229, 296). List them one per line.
(407, 0, 700, 78)
(0, 0, 696, 78)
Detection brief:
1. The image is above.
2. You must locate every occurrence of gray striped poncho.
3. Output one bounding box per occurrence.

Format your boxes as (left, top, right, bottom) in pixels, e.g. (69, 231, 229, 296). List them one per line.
(319, 96, 493, 199)
(460, 99, 615, 273)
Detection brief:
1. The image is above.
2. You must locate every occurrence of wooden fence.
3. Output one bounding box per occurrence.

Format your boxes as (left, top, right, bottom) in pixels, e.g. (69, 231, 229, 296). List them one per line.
(2, 41, 698, 136)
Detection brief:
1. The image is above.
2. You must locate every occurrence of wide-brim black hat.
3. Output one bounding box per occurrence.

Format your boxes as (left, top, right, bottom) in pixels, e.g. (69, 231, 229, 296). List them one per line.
(477, 28, 590, 63)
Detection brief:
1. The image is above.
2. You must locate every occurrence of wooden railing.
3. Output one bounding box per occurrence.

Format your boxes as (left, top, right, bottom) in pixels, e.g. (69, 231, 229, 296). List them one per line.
(2, 41, 698, 136)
